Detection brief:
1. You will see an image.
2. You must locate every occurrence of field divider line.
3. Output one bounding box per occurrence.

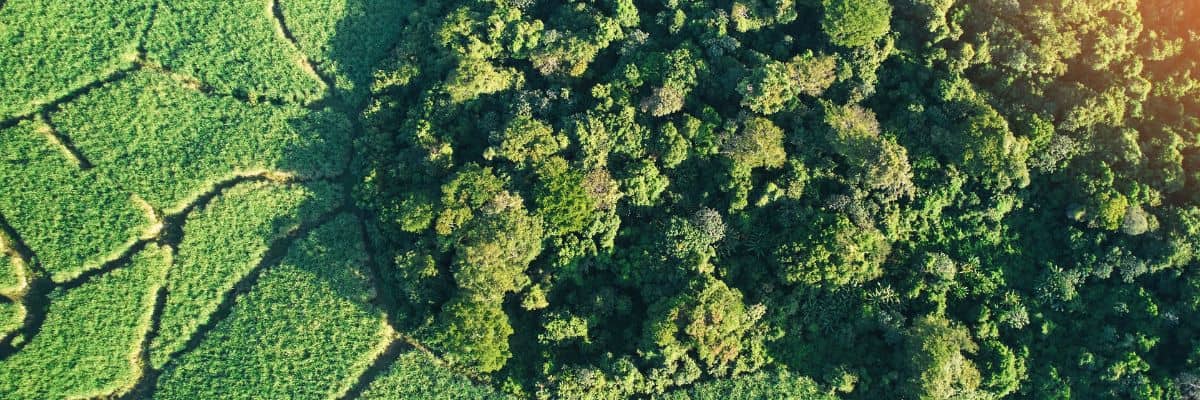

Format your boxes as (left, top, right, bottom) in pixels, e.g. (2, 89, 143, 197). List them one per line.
(335, 323, 407, 400)
(135, 1, 160, 56)
(35, 112, 94, 170)
(152, 206, 348, 371)
(0, 63, 139, 131)
(135, 59, 297, 108)
(120, 252, 172, 400)
(268, 0, 336, 97)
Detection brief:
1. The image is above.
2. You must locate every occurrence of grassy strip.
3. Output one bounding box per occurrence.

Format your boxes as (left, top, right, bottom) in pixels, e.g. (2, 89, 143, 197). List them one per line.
(150, 181, 342, 368)
(0, 0, 152, 119)
(155, 214, 390, 399)
(358, 350, 511, 400)
(278, 0, 409, 105)
(49, 71, 351, 212)
(0, 121, 152, 281)
(144, 0, 326, 104)
(0, 245, 170, 398)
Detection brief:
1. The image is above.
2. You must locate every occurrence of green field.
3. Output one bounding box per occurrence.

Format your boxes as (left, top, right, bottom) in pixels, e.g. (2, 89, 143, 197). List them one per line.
(1, 0, 1198, 399)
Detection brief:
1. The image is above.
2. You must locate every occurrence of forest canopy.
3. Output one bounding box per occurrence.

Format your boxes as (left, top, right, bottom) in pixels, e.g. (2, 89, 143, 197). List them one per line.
(358, 0, 1200, 398)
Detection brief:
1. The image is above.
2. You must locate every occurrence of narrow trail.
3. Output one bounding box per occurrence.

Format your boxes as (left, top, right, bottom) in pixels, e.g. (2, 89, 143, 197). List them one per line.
(127, 206, 348, 398)
(0, 65, 138, 131)
(338, 335, 409, 400)
(36, 113, 93, 169)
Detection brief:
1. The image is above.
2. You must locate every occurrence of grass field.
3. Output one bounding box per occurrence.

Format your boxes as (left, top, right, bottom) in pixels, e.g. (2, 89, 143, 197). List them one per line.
(0, 245, 169, 398)
(0, 1, 505, 397)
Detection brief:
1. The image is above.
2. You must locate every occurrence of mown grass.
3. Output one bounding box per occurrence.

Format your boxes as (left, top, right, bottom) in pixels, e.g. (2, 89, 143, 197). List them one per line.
(150, 181, 342, 368)
(50, 71, 350, 212)
(144, 0, 326, 104)
(359, 350, 511, 400)
(0, 0, 152, 119)
(278, 0, 409, 105)
(0, 245, 170, 399)
(155, 214, 390, 399)
(0, 121, 152, 281)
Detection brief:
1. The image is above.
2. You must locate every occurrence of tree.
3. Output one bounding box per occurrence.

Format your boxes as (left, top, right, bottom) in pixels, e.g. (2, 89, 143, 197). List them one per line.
(724, 117, 787, 171)
(642, 277, 767, 380)
(436, 296, 515, 373)
(821, 0, 892, 47)
(739, 52, 838, 115)
(773, 211, 889, 287)
(903, 316, 983, 400)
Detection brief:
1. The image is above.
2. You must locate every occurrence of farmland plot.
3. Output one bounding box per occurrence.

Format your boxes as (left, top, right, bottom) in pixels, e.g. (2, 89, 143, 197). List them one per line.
(144, 0, 326, 104)
(150, 181, 343, 368)
(49, 71, 350, 213)
(277, 0, 410, 105)
(0, 245, 170, 399)
(0, 0, 153, 119)
(359, 350, 511, 400)
(155, 214, 390, 399)
(0, 121, 153, 281)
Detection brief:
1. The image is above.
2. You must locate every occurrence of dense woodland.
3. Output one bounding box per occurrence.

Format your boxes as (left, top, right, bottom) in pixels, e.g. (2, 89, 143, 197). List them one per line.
(354, 0, 1200, 398)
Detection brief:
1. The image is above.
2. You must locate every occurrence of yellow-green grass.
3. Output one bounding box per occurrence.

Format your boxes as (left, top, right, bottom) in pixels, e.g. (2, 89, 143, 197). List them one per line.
(0, 0, 153, 119)
(0, 121, 153, 281)
(144, 0, 327, 104)
(0, 245, 170, 398)
(49, 71, 350, 212)
(150, 180, 342, 368)
(155, 214, 391, 399)
(359, 350, 511, 400)
(278, 0, 410, 105)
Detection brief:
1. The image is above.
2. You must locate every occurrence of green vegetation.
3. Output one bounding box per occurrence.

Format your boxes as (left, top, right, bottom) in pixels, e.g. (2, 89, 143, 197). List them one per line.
(0, 245, 169, 398)
(50, 71, 350, 211)
(0, 0, 152, 119)
(277, 0, 410, 104)
(155, 214, 389, 399)
(359, 350, 510, 400)
(656, 369, 834, 400)
(144, 0, 325, 104)
(151, 181, 341, 367)
(0, 120, 152, 281)
(1, 0, 1198, 399)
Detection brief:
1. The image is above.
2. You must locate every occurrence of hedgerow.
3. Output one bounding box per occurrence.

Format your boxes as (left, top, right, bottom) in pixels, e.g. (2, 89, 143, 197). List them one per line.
(50, 71, 350, 212)
(155, 214, 389, 399)
(151, 181, 342, 368)
(0, 245, 170, 399)
(0, 0, 153, 119)
(359, 350, 511, 400)
(144, 0, 325, 104)
(0, 121, 152, 281)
